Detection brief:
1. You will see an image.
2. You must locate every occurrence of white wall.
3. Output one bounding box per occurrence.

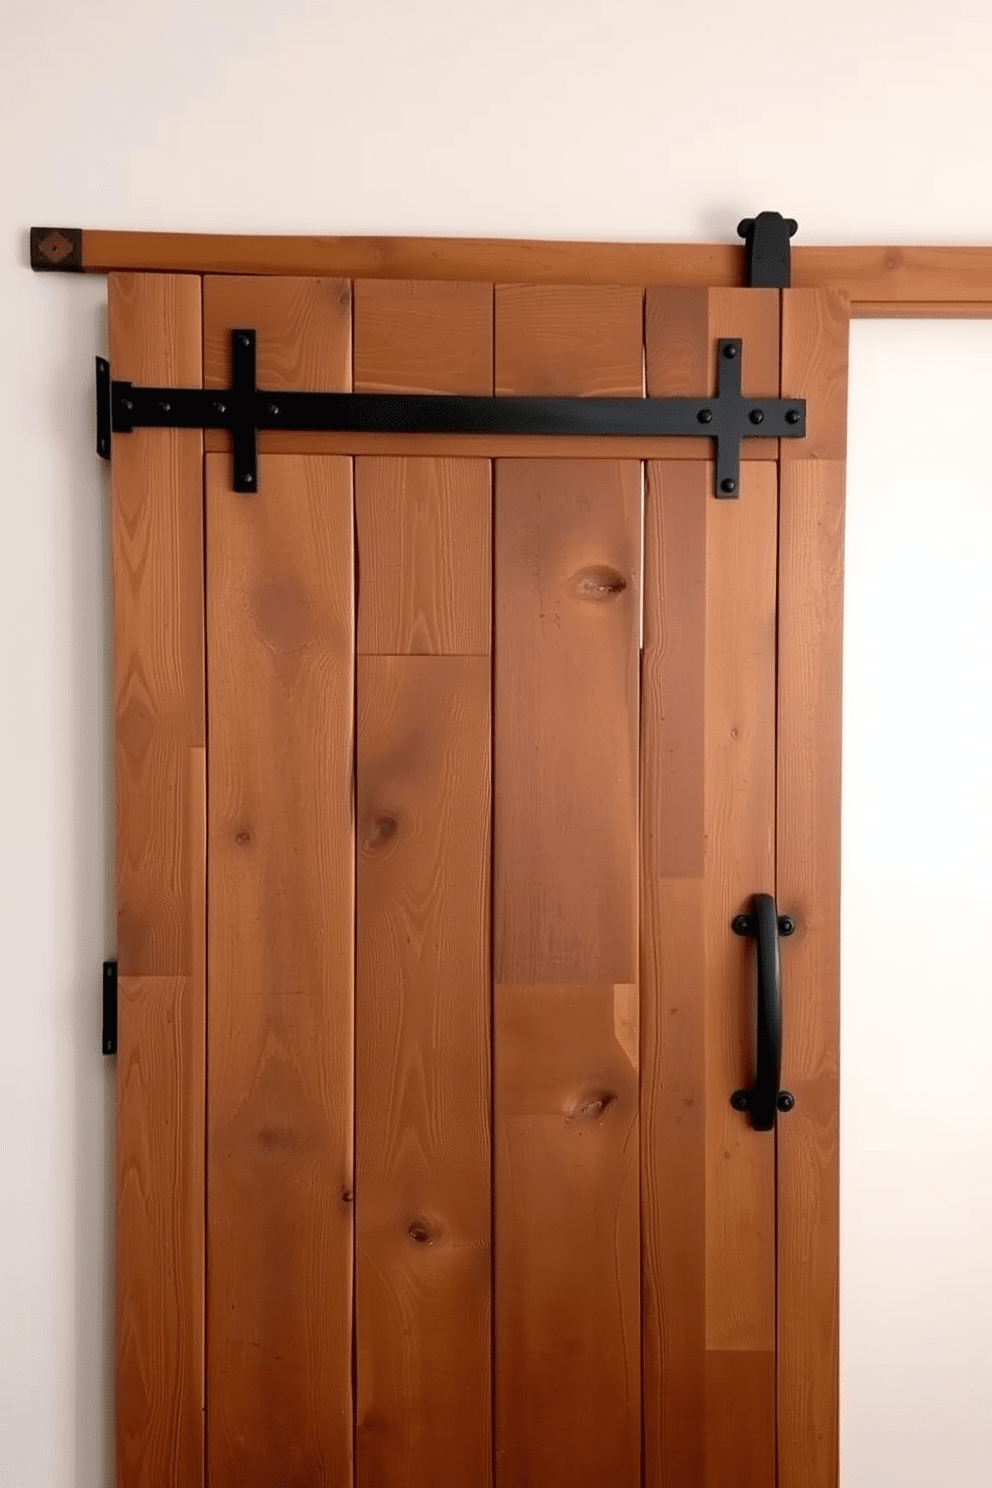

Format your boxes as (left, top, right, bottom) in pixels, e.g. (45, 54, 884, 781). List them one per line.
(2, 3, 992, 1484)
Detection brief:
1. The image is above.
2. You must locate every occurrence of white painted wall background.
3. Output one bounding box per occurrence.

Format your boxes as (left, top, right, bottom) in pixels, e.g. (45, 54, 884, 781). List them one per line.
(2, 2, 991, 1484)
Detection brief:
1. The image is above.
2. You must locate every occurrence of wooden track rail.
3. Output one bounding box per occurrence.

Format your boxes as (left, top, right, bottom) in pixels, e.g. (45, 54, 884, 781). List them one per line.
(30, 227, 992, 314)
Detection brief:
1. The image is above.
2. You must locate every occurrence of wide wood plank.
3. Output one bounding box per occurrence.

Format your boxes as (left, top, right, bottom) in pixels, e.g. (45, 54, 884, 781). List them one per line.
(355, 459, 491, 655)
(494, 439, 640, 1485)
(496, 284, 643, 396)
(205, 453, 354, 1488)
(354, 278, 493, 394)
(495, 982, 640, 1488)
(641, 459, 777, 1488)
(494, 459, 640, 982)
(646, 287, 780, 459)
(776, 289, 849, 1488)
(355, 656, 491, 1488)
(108, 272, 205, 1488)
(203, 274, 351, 391)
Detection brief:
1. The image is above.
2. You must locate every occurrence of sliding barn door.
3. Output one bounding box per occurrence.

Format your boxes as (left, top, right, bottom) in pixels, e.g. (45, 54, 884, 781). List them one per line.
(108, 270, 833, 1488)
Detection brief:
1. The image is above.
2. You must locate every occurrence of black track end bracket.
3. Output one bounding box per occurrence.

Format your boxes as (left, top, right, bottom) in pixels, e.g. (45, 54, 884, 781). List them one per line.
(737, 212, 798, 289)
(96, 358, 111, 459)
(102, 961, 118, 1056)
(30, 227, 84, 272)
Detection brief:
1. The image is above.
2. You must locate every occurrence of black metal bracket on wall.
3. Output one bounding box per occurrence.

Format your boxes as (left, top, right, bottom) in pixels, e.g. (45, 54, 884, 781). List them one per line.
(738, 210, 797, 288)
(102, 961, 117, 1056)
(96, 331, 806, 499)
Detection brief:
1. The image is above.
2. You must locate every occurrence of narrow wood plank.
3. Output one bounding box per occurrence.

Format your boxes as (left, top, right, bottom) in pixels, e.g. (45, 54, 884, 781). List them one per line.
(646, 287, 780, 459)
(355, 459, 491, 655)
(109, 272, 204, 974)
(115, 972, 204, 1488)
(495, 982, 640, 1488)
(776, 464, 844, 1488)
(781, 290, 850, 461)
(108, 272, 204, 1488)
(80, 230, 992, 312)
(354, 278, 493, 394)
(494, 439, 640, 1484)
(205, 453, 354, 1488)
(494, 459, 640, 983)
(355, 655, 491, 1488)
(641, 460, 778, 1488)
(496, 284, 643, 395)
(203, 274, 351, 391)
(776, 285, 849, 1488)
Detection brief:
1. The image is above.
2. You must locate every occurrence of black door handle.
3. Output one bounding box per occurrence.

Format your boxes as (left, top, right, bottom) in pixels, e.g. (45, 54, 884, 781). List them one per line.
(730, 894, 797, 1131)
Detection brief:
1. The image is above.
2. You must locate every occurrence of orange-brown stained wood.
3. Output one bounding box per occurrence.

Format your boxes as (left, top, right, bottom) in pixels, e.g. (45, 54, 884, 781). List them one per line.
(641, 459, 778, 1488)
(496, 284, 643, 396)
(776, 291, 849, 1488)
(354, 278, 493, 394)
(81, 230, 992, 313)
(494, 449, 640, 1481)
(355, 459, 491, 655)
(781, 289, 850, 461)
(495, 982, 640, 1488)
(356, 656, 492, 1488)
(108, 272, 205, 1488)
(646, 287, 781, 460)
(203, 274, 351, 390)
(205, 453, 355, 1488)
(494, 459, 640, 983)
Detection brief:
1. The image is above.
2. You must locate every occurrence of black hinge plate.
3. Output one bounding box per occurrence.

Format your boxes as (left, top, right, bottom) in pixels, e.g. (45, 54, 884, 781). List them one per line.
(100, 330, 806, 499)
(102, 961, 118, 1056)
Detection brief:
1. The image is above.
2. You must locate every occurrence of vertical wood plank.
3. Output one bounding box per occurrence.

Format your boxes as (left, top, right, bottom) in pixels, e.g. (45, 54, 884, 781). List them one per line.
(356, 656, 491, 1488)
(355, 458, 491, 655)
(353, 277, 494, 1488)
(496, 284, 643, 396)
(203, 274, 351, 391)
(494, 460, 640, 983)
(109, 272, 205, 1488)
(777, 290, 850, 1488)
(641, 459, 778, 1488)
(646, 287, 780, 459)
(354, 279, 493, 394)
(494, 441, 641, 1483)
(205, 453, 355, 1488)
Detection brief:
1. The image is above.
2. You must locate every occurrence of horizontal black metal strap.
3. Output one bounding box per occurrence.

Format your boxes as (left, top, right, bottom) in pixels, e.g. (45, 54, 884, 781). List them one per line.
(99, 331, 807, 498)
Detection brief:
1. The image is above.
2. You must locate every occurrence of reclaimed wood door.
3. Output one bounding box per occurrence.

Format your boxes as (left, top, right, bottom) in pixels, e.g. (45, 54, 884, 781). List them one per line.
(109, 270, 847, 1488)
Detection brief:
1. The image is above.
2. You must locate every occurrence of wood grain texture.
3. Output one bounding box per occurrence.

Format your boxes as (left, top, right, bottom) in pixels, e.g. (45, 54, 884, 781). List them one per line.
(776, 463, 844, 1488)
(203, 274, 351, 390)
(776, 293, 848, 1488)
(355, 459, 491, 655)
(494, 433, 640, 1479)
(646, 287, 780, 459)
(205, 453, 354, 1488)
(496, 284, 643, 395)
(641, 460, 778, 1488)
(780, 290, 850, 461)
(494, 459, 640, 983)
(355, 656, 491, 1488)
(109, 272, 205, 975)
(82, 231, 992, 312)
(354, 278, 493, 394)
(495, 982, 640, 1488)
(108, 273, 205, 1488)
(204, 428, 732, 459)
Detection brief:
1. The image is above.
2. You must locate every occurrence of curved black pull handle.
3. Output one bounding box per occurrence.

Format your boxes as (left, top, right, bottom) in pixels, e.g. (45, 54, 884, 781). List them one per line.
(730, 894, 796, 1131)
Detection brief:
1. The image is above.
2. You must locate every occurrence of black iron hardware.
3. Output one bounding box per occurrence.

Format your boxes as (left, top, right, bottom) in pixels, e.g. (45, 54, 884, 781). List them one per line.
(30, 226, 84, 272)
(102, 960, 118, 1056)
(97, 330, 806, 499)
(738, 211, 798, 289)
(730, 895, 796, 1130)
